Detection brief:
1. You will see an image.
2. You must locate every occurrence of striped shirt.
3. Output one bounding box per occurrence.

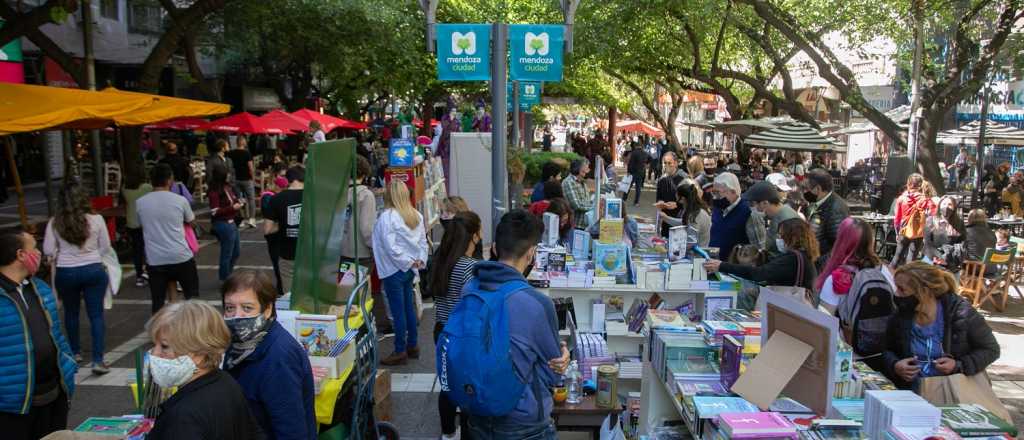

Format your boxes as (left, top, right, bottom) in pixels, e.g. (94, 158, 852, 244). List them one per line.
(434, 256, 478, 324)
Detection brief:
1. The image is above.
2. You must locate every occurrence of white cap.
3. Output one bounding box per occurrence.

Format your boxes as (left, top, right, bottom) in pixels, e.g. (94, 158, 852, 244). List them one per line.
(766, 173, 793, 192)
(714, 172, 742, 195)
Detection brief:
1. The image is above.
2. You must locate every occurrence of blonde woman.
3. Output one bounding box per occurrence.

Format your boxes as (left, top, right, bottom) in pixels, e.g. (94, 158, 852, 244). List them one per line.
(883, 263, 999, 391)
(145, 301, 260, 440)
(372, 180, 429, 366)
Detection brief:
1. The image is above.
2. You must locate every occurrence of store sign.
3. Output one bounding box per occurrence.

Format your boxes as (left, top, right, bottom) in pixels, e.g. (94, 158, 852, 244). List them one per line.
(0, 20, 24, 83)
(506, 81, 543, 112)
(436, 24, 491, 81)
(0, 20, 22, 62)
(957, 80, 1024, 122)
(509, 24, 564, 82)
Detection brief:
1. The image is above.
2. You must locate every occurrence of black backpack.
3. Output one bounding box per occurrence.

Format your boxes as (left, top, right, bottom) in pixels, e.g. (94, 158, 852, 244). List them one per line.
(837, 267, 896, 358)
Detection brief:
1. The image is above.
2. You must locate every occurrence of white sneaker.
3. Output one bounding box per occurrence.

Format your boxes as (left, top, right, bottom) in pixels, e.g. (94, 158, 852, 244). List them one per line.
(249, 218, 257, 228)
(440, 427, 460, 440)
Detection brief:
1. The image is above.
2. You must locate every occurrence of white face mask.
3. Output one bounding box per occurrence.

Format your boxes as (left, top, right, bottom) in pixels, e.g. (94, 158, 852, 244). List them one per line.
(149, 353, 198, 388)
(776, 238, 787, 253)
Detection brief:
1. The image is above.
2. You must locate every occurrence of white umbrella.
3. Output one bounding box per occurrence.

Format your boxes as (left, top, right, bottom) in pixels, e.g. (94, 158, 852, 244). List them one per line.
(743, 122, 845, 152)
(937, 120, 1024, 146)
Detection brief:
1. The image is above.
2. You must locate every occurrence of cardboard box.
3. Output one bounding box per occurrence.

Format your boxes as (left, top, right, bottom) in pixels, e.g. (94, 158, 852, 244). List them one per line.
(374, 370, 391, 404)
(374, 395, 392, 422)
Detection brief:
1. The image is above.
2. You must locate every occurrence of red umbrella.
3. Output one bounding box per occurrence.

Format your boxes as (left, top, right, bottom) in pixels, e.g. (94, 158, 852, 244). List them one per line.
(200, 112, 288, 134)
(413, 118, 440, 128)
(257, 109, 308, 133)
(291, 108, 367, 131)
(147, 117, 210, 131)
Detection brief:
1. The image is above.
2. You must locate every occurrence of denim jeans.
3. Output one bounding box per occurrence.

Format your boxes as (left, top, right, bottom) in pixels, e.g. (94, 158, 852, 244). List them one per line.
(54, 263, 108, 363)
(381, 269, 417, 353)
(468, 416, 556, 440)
(212, 220, 241, 281)
(235, 180, 256, 220)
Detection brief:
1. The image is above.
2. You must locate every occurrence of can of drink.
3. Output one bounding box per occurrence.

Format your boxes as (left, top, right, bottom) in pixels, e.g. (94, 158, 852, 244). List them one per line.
(596, 365, 619, 409)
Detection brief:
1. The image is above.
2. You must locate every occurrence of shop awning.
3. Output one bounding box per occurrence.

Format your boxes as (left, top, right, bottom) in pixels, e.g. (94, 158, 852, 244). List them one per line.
(147, 117, 211, 131)
(201, 112, 290, 134)
(937, 120, 1024, 146)
(744, 122, 845, 152)
(0, 83, 155, 135)
(258, 110, 309, 133)
(291, 109, 368, 131)
(0, 83, 230, 135)
(616, 120, 664, 137)
(99, 87, 230, 126)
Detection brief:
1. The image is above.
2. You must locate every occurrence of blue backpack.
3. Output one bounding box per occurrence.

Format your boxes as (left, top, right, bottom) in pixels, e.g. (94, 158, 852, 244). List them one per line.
(436, 278, 530, 417)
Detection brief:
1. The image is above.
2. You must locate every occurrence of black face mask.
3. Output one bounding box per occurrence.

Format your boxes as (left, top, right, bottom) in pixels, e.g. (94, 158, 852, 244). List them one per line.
(894, 295, 919, 314)
(803, 191, 819, 204)
(712, 197, 731, 210)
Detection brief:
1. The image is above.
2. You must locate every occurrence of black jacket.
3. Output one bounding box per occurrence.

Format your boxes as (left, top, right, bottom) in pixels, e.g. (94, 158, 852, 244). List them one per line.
(964, 225, 996, 264)
(809, 192, 849, 258)
(627, 149, 647, 176)
(881, 293, 1000, 390)
(718, 250, 819, 302)
(148, 370, 265, 440)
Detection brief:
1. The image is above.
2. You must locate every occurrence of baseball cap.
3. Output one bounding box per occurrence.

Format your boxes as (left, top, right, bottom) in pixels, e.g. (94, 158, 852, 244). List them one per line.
(766, 173, 793, 192)
(713, 172, 741, 194)
(743, 181, 782, 203)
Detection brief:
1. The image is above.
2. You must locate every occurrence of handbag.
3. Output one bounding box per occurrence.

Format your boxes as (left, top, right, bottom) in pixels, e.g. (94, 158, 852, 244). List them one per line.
(758, 251, 815, 309)
(919, 372, 1012, 424)
(184, 223, 200, 254)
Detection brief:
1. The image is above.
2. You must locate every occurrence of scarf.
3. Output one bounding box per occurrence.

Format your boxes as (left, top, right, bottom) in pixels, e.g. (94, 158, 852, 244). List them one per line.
(223, 315, 273, 370)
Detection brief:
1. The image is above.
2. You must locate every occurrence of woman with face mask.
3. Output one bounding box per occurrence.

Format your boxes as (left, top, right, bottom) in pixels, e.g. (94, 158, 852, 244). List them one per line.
(221, 271, 315, 440)
(883, 262, 1000, 391)
(923, 196, 965, 271)
(661, 181, 711, 247)
(704, 218, 820, 305)
(145, 301, 263, 440)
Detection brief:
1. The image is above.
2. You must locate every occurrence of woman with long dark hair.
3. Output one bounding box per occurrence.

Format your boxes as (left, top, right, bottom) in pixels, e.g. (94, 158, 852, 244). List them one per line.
(662, 180, 711, 247)
(208, 166, 242, 281)
(923, 196, 966, 271)
(429, 211, 482, 440)
(43, 186, 111, 374)
(544, 197, 575, 247)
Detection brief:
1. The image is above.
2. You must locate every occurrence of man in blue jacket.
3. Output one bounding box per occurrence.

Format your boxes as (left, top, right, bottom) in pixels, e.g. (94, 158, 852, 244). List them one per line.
(0, 230, 77, 439)
(469, 210, 570, 440)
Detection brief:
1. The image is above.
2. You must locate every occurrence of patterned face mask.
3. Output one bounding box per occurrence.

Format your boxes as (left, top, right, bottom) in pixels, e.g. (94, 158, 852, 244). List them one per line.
(149, 353, 198, 388)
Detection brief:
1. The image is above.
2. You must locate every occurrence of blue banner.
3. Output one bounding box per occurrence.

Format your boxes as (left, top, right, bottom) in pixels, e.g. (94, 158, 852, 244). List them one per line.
(436, 24, 491, 81)
(507, 81, 543, 112)
(509, 24, 564, 82)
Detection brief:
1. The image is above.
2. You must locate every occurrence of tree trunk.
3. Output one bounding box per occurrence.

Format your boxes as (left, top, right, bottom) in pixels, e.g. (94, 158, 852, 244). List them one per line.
(917, 109, 948, 194)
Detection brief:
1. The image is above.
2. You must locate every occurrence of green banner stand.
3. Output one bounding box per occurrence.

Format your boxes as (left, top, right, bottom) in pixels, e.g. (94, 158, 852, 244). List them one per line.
(290, 139, 356, 313)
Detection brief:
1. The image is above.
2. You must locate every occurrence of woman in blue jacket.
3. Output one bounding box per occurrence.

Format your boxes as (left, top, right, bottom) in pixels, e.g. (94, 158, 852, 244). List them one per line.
(0, 230, 77, 440)
(221, 270, 316, 440)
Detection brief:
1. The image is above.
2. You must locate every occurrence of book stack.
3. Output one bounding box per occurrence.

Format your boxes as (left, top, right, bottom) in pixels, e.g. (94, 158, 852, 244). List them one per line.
(650, 330, 716, 383)
(635, 222, 658, 250)
(645, 309, 693, 331)
(831, 398, 866, 423)
(886, 425, 963, 440)
(617, 356, 643, 379)
(717, 412, 799, 439)
(699, 320, 745, 347)
(75, 417, 154, 438)
(938, 403, 1019, 438)
(799, 420, 864, 440)
(864, 390, 941, 440)
(692, 396, 759, 437)
(566, 261, 592, 288)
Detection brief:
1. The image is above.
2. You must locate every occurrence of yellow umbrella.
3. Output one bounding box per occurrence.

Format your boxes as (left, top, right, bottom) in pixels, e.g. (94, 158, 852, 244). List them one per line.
(0, 82, 155, 135)
(99, 87, 230, 126)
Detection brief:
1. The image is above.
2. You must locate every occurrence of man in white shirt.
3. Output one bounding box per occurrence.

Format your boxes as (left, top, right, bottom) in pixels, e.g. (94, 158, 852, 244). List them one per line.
(136, 164, 199, 313)
(310, 121, 327, 143)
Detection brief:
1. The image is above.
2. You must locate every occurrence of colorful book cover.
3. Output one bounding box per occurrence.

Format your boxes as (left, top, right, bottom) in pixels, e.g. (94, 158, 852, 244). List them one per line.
(720, 334, 743, 391)
(542, 212, 560, 247)
(939, 404, 1018, 437)
(598, 218, 624, 244)
(668, 225, 687, 261)
(388, 138, 416, 167)
(295, 314, 339, 356)
(74, 417, 143, 435)
(770, 397, 813, 414)
(692, 396, 759, 420)
(604, 197, 623, 219)
(646, 309, 690, 329)
(830, 398, 865, 423)
(719, 412, 797, 436)
(593, 242, 628, 276)
(571, 229, 590, 260)
(677, 379, 731, 397)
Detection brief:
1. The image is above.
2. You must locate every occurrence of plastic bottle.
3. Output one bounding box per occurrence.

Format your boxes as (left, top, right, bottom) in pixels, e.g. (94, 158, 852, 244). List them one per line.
(566, 360, 582, 404)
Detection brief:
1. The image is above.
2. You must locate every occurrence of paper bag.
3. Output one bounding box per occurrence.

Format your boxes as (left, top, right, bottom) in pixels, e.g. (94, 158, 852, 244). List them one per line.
(920, 372, 1012, 423)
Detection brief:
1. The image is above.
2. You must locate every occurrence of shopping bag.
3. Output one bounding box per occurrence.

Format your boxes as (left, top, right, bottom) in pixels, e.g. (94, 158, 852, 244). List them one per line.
(920, 372, 1012, 423)
(184, 223, 200, 254)
(101, 247, 122, 310)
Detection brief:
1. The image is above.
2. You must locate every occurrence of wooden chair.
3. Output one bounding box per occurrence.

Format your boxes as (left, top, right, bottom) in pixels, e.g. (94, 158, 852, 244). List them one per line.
(1006, 237, 1024, 303)
(959, 248, 1016, 312)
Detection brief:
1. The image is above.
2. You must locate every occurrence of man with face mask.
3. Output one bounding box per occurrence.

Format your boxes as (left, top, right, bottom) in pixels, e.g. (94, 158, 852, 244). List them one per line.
(655, 152, 688, 237)
(221, 270, 316, 440)
(472, 105, 492, 133)
(0, 231, 77, 440)
(805, 170, 850, 266)
(744, 180, 801, 258)
(709, 173, 766, 261)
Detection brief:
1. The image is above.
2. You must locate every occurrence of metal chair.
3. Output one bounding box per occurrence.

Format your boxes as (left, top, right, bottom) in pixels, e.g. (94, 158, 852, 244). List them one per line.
(959, 248, 1016, 312)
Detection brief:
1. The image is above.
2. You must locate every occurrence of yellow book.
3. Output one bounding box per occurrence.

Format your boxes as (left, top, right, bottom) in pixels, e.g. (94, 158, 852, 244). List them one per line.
(599, 218, 624, 244)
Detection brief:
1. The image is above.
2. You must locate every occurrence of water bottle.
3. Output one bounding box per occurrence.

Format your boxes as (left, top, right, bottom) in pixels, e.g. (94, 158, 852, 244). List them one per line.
(566, 360, 582, 404)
